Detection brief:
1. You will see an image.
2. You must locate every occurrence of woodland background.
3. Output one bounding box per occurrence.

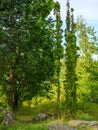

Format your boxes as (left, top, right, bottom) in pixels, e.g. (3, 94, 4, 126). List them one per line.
(0, 0, 98, 129)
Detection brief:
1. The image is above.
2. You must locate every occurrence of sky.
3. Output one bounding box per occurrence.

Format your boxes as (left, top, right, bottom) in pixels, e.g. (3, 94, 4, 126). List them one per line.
(54, 0, 98, 33)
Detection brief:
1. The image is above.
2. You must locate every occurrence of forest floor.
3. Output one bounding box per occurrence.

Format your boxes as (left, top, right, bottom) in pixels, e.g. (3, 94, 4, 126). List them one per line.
(1, 100, 98, 130)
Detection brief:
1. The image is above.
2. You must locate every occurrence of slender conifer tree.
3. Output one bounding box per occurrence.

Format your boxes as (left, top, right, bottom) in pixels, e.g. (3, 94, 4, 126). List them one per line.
(54, 1, 63, 118)
(64, 0, 78, 118)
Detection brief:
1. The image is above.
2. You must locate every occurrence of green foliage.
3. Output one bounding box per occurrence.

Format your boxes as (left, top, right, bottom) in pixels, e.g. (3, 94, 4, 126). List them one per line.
(77, 102, 98, 120)
(76, 16, 98, 104)
(83, 102, 98, 120)
(64, 0, 78, 118)
(88, 61, 98, 103)
(0, 86, 8, 108)
(0, 0, 55, 110)
(0, 0, 98, 123)
(0, 98, 97, 130)
(53, 1, 64, 118)
(16, 106, 40, 118)
(76, 111, 93, 121)
(39, 100, 57, 114)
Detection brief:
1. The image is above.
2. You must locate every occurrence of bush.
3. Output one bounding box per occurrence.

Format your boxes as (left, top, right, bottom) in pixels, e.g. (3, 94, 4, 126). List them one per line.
(76, 110, 93, 121)
(77, 102, 98, 120)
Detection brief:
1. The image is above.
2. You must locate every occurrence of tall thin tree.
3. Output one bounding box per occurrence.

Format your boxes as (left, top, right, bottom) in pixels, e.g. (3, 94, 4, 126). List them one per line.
(64, 0, 78, 118)
(54, 1, 63, 118)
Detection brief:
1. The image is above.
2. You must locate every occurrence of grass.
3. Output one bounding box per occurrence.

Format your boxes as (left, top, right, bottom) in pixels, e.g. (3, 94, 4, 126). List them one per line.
(1, 119, 95, 130)
(77, 102, 98, 121)
(0, 99, 98, 130)
(0, 120, 95, 130)
(8, 122, 48, 130)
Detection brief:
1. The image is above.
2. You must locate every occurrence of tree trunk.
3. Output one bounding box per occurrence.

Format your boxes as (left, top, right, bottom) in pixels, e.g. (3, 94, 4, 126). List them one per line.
(13, 91, 19, 110)
(57, 75, 61, 119)
(8, 69, 19, 111)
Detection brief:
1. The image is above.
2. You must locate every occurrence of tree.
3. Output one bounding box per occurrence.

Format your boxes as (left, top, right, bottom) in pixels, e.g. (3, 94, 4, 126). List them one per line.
(0, 0, 55, 110)
(0, 0, 28, 110)
(64, 0, 78, 118)
(53, 1, 63, 118)
(76, 16, 98, 103)
(88, 60, 98, 103)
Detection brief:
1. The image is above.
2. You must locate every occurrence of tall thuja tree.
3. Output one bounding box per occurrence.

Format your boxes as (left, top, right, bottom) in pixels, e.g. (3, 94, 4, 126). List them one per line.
(54, 1, 63, 118)
(64, 0, 78, 118)
(0, 0, 55, 110)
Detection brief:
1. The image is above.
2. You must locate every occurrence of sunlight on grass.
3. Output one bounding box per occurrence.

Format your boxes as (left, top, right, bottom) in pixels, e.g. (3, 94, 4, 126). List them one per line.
(0, 97, 98, 130)
(8, 122, 48, 130)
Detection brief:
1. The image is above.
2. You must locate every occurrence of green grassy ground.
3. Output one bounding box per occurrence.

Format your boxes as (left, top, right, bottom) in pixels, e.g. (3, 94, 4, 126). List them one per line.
(0, 100, 98, 130)
(1, 120, 94, 130)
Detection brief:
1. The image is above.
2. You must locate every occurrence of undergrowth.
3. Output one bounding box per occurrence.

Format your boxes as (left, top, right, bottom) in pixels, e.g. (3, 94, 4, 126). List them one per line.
(0, 99, 98, 130)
